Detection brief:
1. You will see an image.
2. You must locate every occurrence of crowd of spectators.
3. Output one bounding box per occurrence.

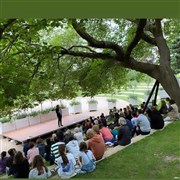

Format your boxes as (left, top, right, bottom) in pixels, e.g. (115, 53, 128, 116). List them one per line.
(0, 98, 179, 178)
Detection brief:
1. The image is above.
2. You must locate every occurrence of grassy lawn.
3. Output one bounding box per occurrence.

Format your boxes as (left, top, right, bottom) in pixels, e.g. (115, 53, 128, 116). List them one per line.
(74, 121, 180, 179)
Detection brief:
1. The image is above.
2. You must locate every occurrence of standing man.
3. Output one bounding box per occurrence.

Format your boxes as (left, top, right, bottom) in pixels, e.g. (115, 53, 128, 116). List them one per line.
(56, 105, 63, 127)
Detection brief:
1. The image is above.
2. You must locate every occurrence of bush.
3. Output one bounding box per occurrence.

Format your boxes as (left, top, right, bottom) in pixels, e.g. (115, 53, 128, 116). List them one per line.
(88, 99, 98, 104)
(70, 100, 81, 106)
(129, 94, 138, 100)
(0, 117, 11, 123)
(107, 99, 117, 103)
(16, 113, 28, 119)
(29, 111, 40, 117)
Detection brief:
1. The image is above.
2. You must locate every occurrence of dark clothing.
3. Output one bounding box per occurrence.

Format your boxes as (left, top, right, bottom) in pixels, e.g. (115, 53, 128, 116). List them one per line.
(118, 125, 131, 146)
(56, 107, 63, 127)
(126, 119, 133, 133)
(11, 159, 29, 178)
(36, 143, 46, 157)
(101, 117, 107, 127)
(114, 112, 120, 125)
(159, 104, 168, 114)
(6, 156, 14, 176)
(136, 128, 150, 135)
(23, 143, 29, 157)
(125, 114, 132, 121)
(0, 157, 8, 174)
(149, 110, 164, 129)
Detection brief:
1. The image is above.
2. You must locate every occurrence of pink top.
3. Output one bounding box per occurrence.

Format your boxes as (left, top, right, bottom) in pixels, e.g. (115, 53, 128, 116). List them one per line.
(99, 127, 113, 141)
(27, 147, 39, 164)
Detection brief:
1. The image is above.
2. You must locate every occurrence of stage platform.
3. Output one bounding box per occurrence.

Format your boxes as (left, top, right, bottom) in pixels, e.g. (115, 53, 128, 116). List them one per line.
(2, 109, 109, 143)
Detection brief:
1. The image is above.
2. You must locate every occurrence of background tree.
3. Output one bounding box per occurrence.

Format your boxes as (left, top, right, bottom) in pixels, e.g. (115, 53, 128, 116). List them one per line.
(0, 18, 180, 116)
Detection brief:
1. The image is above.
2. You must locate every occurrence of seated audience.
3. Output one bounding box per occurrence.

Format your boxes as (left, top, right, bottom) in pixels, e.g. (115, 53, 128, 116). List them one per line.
(44, 138, 54, 165)
(164, 99, 180, 121)
(51, 134, 65, 163)
(66, 134, 80, 160)
(27, 142, 39, 166)
(36, 137, 46, 158)
(55, 144, 76, 178)
(100, 113, 107, 127)
(131, 111, 138, 137)
(116, 117, 131, 146)
(0, 151, 8, 174)
(29, 155, 51, 178)
(78, 142, 96, 173)
(74, 127, 84, 144)
(136, 109, 151, 135)
(11, 151, 29, 178)
(6, 148, 16, 176)
(86, 129, 105, 160)
(109, 124, 118, 142)
(159, 100, 168, 115)
(146, 107, 164, 129)
(99, 123, 114, 143)
(23, 139, 31, 158)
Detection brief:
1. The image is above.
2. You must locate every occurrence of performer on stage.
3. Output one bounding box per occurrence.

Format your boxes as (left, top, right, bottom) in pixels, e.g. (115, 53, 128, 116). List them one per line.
(56, 105, 63, 127)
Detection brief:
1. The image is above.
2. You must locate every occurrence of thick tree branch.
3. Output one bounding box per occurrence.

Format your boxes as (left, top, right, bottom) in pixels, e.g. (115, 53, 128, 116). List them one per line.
(59, 45, 157, 80)
(154, 19, 170, 67)
(142, 32, 157, 46)
(128, 19, 157, 46)
(60, 48, 116, 60)
(125, 19, 147, 59)
(71, 19, 124, 61)
(0, 19, 16, 40)
(68, 45, 96, 53)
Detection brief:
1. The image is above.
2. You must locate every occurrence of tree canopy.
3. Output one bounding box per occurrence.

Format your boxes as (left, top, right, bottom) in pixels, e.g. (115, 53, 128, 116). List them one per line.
(0, 18, 180, 116)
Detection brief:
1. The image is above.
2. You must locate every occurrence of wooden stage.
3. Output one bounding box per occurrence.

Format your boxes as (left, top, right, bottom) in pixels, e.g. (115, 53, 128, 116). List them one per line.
(2, 109, 109, 143)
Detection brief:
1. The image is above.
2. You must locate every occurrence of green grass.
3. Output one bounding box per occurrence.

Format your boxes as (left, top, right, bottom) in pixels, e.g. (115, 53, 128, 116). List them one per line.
(74, 121, 180, 179)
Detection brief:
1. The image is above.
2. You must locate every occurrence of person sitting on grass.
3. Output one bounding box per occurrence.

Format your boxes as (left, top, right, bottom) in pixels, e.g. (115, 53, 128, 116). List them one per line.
(109, 124, 118, 142)
(115, 117, 131, 146)
(86, 129, 105, 161)
(29, 155, 51, 178)
(66, 134, 80, 161)
(11, 151, 29, 178)
(164, 99, 180, 121)
(74, 127, 84, 145)
(77, 141, 96, 173)
(55, 144, 77, 179)
(51, 134, 65, 164)
(27, 142, 39, 166)
(159, 100, 168, 115)
(6, 148, 16, 176)
(136, 109, 151, 135)
(99, 123, 115, 145)
(146, 106, 164, 130)
(0, 151, 8, 174)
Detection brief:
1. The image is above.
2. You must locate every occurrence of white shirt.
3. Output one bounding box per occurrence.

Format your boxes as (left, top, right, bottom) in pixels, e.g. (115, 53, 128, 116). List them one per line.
(66, 140, 80, 159)
(55, 153, 76, 178)
(29, 167, 51, 179)
(74, 132, 84, 144)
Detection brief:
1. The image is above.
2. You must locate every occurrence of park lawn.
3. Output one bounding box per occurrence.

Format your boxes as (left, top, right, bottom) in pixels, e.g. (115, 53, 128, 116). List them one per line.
(74, 121, 180, 180)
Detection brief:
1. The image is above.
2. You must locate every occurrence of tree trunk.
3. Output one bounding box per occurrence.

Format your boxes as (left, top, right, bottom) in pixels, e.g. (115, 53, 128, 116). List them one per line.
(122, 59, 180, 112)
(153, 66, 180, 112)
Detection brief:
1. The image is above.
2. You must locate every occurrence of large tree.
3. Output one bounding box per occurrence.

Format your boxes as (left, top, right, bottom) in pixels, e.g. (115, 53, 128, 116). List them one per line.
(0, 18, 180, 115)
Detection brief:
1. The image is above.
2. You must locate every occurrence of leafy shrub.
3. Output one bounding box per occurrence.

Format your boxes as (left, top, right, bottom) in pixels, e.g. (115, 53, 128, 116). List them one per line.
(70, 100, 81, 106)
(107, 99, 117, 103)
(0, 117, 11, 123)
(88, 99, 98, 104)
(29, 111, 40, 117)
(129, 94, 138, 100)
(16, 113, 28, 119)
